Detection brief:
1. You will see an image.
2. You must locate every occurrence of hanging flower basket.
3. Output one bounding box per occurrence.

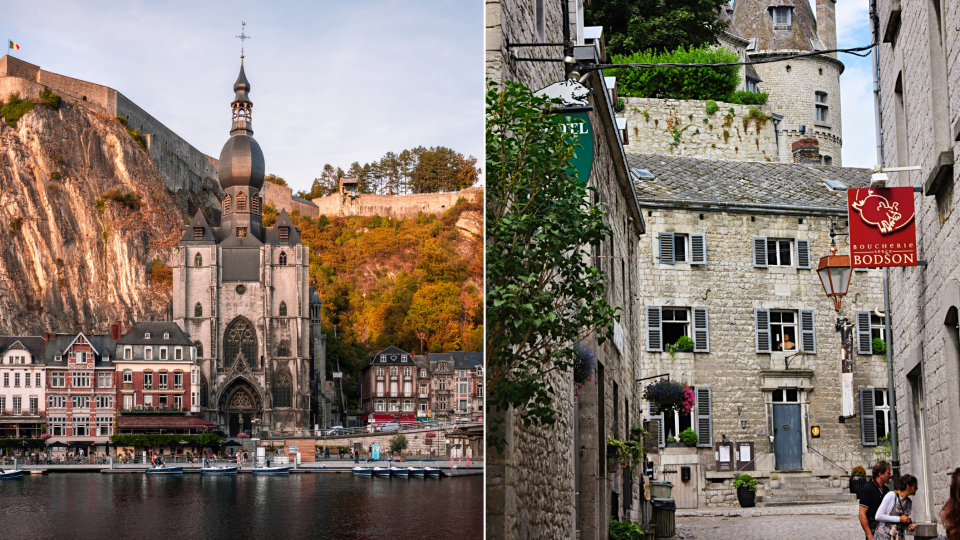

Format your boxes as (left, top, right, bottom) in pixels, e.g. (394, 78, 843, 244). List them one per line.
(642, 379, 695, 416)
(573, 343, 596, 400)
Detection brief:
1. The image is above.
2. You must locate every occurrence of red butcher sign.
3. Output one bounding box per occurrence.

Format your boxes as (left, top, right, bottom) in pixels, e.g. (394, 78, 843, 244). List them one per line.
(848, 187, 917, 267)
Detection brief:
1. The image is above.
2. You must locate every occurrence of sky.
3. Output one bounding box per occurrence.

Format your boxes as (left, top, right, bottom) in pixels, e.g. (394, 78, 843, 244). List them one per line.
(1, 0, 484, 192)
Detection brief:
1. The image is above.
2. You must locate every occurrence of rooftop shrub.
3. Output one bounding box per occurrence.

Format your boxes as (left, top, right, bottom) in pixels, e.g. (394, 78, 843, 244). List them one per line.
(609, 46, 740, 101)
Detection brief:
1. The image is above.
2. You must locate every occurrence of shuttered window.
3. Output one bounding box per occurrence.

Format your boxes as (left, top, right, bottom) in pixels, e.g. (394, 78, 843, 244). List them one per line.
(755, 308, 771, 353)
(646, 306, 662, 352)
(796, 239, 811, 269)
(650, 402, 665, 448)
(856, 311, 873, 355)
(690, 233, 706, 265)
(860, 388, 877, 446)
(752, 237, 768, 267)
(658, 233, 675, 265)
(696, 387, 713, 447)
(799, 310, 816, 353)
(693, 307, 709, 352)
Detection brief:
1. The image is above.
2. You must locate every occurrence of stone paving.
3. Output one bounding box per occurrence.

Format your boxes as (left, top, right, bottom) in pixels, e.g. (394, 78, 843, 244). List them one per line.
(675, 503, 863, 539)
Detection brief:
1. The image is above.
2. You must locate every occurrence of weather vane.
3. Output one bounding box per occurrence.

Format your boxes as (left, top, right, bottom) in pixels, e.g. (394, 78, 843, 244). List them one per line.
(236, 22, 250, 59)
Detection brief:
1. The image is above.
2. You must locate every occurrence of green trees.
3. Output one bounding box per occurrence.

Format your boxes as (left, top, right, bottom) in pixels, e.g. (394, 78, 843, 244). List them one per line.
(264, 174, 287, 187)
(609, 46, 741, 100)
(486, 80, 618, 453)
(389, 434, 409, 454)
(405, 282, 464, 353)
(585, 0, 729, 56)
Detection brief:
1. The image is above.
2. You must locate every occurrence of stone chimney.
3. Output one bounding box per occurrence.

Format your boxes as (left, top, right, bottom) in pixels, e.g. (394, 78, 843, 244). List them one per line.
(792, 138, 822, 164)
(44, 332, 56, 343)
(817, 0, 837, 54)
(110, 320, 123, 341)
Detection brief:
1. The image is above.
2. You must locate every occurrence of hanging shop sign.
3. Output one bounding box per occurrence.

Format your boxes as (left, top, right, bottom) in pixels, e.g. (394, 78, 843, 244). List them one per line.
(848, 187, 918, 267)
(535, 80, 595, 187)
(840, 322, 855, 418)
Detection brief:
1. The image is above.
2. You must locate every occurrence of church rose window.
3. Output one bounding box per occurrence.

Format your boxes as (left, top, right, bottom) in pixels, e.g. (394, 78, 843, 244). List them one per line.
(223, 318, 257, 369)
(194, 252, 202, 266)
(273, 371, 292, 407)
(236, 285, 246, 295)
(236, 227, 247, 238)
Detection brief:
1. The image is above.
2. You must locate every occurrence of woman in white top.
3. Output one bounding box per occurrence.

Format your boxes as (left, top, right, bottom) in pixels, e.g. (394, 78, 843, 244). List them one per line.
(875, 474, 919, 540)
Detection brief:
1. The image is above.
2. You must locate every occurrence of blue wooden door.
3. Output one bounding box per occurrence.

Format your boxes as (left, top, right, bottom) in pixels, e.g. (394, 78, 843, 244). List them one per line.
(773, 404, 802, 471)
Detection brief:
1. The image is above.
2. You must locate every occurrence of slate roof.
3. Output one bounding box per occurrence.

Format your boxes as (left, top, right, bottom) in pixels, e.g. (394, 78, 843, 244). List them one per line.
(117, 322, 193, 346)
(0, 336, 46, 362)
(428, 352, 482, 371)
(368, 346, 413, 365)
(44, 333, 118, 367)
(626, 154, 872, 209)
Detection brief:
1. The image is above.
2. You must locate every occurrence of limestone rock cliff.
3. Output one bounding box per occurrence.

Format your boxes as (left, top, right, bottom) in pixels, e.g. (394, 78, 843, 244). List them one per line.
(0, 101, 204, 334)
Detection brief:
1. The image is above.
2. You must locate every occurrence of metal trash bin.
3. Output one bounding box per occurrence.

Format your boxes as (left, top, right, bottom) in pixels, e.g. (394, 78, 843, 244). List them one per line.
(651, 498, 676, 539)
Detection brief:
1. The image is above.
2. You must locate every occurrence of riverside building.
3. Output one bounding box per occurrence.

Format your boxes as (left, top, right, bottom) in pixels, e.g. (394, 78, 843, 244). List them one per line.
(0, 336, 46, 439)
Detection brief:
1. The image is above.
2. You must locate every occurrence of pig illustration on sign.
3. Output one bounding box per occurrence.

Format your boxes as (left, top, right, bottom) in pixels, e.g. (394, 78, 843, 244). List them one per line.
(533, 80, 593, 107)
(851, 189, 913, 234)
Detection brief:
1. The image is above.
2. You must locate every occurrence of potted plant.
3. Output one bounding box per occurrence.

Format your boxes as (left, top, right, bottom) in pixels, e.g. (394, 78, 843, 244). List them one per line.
(573, 342, 596, 402)
(665, 437, 684, 448)
(831, 474, 842, 488)
(678, 427, 698, 447)
(667, 336, 695, 361)
(872, 338, 886, 355)
(850, 466, 867, 497)
(643, 379, 695, 418)
(734, 473, 757, 507)
(769, 473, 781, 489)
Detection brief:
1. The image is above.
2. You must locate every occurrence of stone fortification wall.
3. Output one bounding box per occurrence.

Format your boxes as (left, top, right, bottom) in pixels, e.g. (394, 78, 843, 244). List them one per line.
(751, 53, 844, 165)
(622, 98, 780, 162)
(308, 187, 482, 219)
(261, 182, 320, 217)
(0, 56, 222, 211)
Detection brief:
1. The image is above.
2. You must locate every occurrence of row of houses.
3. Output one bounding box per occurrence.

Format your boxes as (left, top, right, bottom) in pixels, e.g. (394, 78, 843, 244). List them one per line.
(0, 321, 215, 444)
(358, 347, 483, 423)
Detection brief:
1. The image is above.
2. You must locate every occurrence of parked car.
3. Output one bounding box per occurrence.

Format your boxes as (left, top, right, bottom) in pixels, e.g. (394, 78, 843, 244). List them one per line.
(324, 425, 345, 435)
(377, 423, 400, 432)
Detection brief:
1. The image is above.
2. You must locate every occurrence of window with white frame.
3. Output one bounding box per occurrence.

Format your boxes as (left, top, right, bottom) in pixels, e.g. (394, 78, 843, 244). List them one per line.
(25, 372, 31, 387)
(2, 373, 7, 387)
(873, 389, 890, 439)
(98, 372, 111, 388)
(49, 395, 66, 408)
(388, 401, 399, 411)
(380, 355, 386, 362)
(34, 373, 40, 387)
(29, 397, 37, 415)
(144, 372, 153, 389)
(48, 416, 66, 436)
(419, 401, 427, 412)
(459, 399, 467, 411)
(174, 372, 183, 389)
(123, 395, 133, 409)
(175, 348, 182, 361)
(767, 239, 793, 266)
(159, 373, 168, 389)
(144, 394, 153, 406)
(14, 373, 20, 387)
(437, 396, 447, 410)
(420, 369, 427, 378)
(74, 420, 88, 436)
(390, 381, 398, 395)
(96, 417, 113, 436)
(72, 372, 90, 388)
(72, 395, 89, 409)
(773, 6, 791, 27)
(477, 385, 484, 397)
(815, 92, 829, 123)
(174, 395, 183, 409)
(403, 367, 412, 378)
(770, 311, 798, 351)
(376, 381, 384, 396)
(662, 308, 691, 346)
(159, 348, 168, 361)
(124, 347, 132, 360)
(145, 348, 153, 360)
(404, 381, 412, 397)
(96, 395, 113, 409)
(376, 368, 384, 378)
(390, 367, 398, 378)
(375, 400, 385, 412)
(402, 400, 413, 411)
(12, 396, 21, 415)
(0, 396, 5, 413)
(458, 383, 468, 394)
(50, 372, 65, 387)
(419, 383, 428, 397)
(123, 370, 132, 383)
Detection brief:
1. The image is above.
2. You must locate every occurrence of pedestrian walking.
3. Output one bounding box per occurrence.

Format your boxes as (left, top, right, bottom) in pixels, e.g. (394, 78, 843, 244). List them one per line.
(860, 461, 893, 540)
(875, 474, 918, 539)
(939, 467, 960, 540)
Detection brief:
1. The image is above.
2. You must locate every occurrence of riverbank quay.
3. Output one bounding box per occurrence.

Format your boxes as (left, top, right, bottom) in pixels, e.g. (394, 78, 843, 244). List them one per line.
(11, 459, 483, 476)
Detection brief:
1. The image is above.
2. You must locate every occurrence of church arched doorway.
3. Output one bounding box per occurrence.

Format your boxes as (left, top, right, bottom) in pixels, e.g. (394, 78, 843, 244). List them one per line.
(220, 379, 262, 437)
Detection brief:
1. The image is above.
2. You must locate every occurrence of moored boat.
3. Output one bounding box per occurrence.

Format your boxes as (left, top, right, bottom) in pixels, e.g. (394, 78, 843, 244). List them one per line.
(251, 466, 289, 475)
(352, 467, 373, 476)
(372, 467, 390, 477)
(408, 466, 425, 477)
(424, 467, 441, 477)
(389, 466, 409, 477)
(201, 466, 239, 475)
(146, 466, 184, 475)
(0, 469, 25, 479)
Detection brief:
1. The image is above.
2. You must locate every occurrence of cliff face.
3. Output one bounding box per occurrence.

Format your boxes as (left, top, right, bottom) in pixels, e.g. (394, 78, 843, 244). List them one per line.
(0, 101, 199, 334)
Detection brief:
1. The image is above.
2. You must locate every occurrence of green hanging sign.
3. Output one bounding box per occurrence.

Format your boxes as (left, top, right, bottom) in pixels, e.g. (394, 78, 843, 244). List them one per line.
(554, 112, 594, 187)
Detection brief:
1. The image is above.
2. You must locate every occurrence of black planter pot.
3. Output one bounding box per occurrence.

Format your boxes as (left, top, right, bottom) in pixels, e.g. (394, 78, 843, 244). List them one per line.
(737, 486, 756, 508)
(850, 476, 867, 497)
(665, 442, 685, 448)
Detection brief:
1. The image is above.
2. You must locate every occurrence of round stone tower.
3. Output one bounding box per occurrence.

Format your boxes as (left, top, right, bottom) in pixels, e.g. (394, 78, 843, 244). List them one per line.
(732, 0, 843, 165)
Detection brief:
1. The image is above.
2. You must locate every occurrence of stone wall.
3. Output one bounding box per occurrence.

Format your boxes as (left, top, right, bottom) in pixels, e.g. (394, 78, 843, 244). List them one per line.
(637, 208, 887, 507)
(269, 426, 476, 457)
(877, 0, 960, 528)
(308, 187, 482, 220)
(261, 182, 320, 218)
(621, 98, 780, 162)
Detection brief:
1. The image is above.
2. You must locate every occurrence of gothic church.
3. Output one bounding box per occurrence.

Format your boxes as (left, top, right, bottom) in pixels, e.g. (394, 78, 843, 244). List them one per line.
(172, 60, 327, 436)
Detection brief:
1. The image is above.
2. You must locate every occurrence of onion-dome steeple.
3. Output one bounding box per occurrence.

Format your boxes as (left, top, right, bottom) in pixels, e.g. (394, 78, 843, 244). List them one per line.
(218, 58, 264, 190)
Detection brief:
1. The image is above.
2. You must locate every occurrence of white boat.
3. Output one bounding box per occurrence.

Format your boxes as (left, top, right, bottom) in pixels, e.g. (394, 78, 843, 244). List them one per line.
(424, 466, 441, 477)
(408, 466, 425, 477)
(352, 467, 373, 476)
(201, 466, 238, 475)
(146, 466, 183, 475)
(0, 469, 24, 479)
(389, 466, 409, 477)
(372, 467, 390, 477)
(251, 466, 289, 475)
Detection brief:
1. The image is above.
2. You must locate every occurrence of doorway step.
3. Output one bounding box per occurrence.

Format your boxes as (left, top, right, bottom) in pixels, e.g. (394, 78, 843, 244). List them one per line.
(756, 472, 857, 507)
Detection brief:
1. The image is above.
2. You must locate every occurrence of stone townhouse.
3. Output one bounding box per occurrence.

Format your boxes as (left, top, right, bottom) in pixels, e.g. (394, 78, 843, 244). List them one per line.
(427, 352, 483, 422)
(487, 1, 648, 538)
(43, 329, 118, 444)
(628, 152, 889, 508)
(358, 347, 429, 420)
(428, 353, 455, 422)
(113, 322, 199, 413)
(874, 0, 960, 531)
(0, 336, 46, 439)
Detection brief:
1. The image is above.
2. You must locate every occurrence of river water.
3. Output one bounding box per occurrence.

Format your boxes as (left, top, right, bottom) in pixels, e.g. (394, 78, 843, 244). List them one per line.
(0, 472, 483, 539)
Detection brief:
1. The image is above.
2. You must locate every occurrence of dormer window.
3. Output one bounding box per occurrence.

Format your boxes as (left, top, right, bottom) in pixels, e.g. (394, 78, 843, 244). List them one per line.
(145, 332, 151, 339)
(772, 6, 791, 28)
(380, 355, 386, 362)
(194, 227, 203, 240)
(163, 332, 170, 339)
(279, 227, 289, 243)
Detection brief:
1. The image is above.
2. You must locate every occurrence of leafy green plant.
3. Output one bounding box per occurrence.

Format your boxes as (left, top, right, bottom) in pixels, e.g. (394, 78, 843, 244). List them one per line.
(39, 86, 61, 110)
(389, 434, 408, 454)
(667, 336, 694, 361)
(585, 0, 732, 56)
(609, 46, 740, 101)
(8, 216, 23, 236)
(615, 97, 625, 113)
(110, 433, 224, 447)
(116, 115, 147, 150)
(769, 473, 780, 481)
(852, 465, 867, 477)
(733, 473, 757, 492)
(1, 92, 36, 128)
(607, 436, 644, 477)
(486, 79, 617, 454)
(666, 437, 676, 443)
(872, 338, 886, 355)
(873, 436, 893, 461)
(725, 91, 769, 105)
(743, 107, 773, 130)
(678, 427, 698, 447)
(609, 518, 647, 540)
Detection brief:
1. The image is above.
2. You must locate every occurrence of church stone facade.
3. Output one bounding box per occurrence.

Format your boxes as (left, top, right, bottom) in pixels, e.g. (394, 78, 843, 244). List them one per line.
(172, 61, 327, 436)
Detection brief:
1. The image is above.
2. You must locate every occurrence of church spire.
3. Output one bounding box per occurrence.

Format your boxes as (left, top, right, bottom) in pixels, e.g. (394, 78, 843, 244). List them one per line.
(231, 22, 253, 135)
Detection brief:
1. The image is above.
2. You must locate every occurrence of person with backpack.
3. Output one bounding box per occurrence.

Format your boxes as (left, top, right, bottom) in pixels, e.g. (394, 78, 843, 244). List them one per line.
(860, 461, 892, 540)
(874, 474, 918, 540)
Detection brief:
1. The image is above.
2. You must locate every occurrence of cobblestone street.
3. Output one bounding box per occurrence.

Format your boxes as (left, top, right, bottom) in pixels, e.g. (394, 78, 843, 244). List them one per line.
(674, 504, 864, 539)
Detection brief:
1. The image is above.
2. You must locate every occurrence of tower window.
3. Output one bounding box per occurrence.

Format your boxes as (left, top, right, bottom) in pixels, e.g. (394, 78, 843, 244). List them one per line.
(815, 92, 829, 123)
(195, 302, 203, 317)
(236, 227, 247, 238)
(193, 228, 203, 240)
(279, 227, 289, 243)
(253, 196, 261, 215)
(279, 251, 287, 265)
(194, 252, 202, 267)
(772, 6, 791, 28)
(278, 340, 290, 357)
(223, 195, 231, 214)
(237, 193, 247, 212)
(279, 301, 287, 317)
